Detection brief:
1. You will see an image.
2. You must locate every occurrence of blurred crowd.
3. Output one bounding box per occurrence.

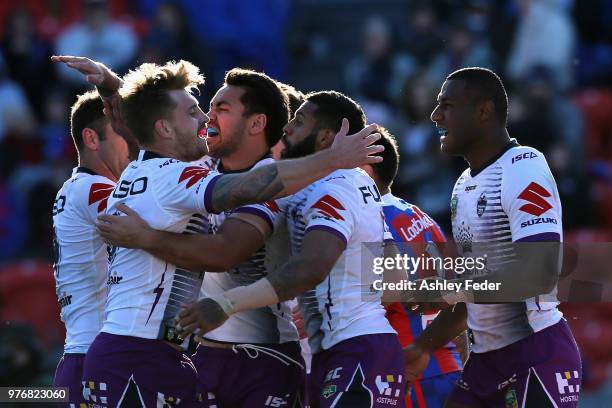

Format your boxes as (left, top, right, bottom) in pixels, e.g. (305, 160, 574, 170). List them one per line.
(0, 0, 610, 402)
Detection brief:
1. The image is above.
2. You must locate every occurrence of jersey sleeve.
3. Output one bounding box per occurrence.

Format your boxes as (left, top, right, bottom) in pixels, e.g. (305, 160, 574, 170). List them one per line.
(501, 149, 562, 242)
(156, 163, 223, 215)
(77, 178, 115, 224)
(232, 198, 286, 232)
(302, 178, 357, 245)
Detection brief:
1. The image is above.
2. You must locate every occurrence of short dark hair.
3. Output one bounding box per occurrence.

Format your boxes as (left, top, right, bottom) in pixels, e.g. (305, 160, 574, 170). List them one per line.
(370, 126, 399, 188)
(305, 91, 366, 135)
(224, 68, 289, 147)
(276, 81, 304, 117)
(120, 60, 204, 146)
(70, 90, 107, 152)
(447, 67, 508, 125)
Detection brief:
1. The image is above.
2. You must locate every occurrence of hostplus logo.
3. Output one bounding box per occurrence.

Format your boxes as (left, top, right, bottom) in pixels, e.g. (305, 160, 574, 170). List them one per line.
(556, 371, 580, 403)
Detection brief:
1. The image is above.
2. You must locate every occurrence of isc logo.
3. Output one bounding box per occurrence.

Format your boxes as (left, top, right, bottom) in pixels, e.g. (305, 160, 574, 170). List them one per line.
(511, 151, 537, 164)
(264, 394, 289, 407)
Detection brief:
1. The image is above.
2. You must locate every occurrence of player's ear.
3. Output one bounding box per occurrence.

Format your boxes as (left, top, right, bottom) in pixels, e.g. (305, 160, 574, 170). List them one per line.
(248, 113, 267, 135)
(154, 119, 173, 140)
(81, 127, 100, 151)
(479, 100, 495, 122)
(317, 128, 335, 150)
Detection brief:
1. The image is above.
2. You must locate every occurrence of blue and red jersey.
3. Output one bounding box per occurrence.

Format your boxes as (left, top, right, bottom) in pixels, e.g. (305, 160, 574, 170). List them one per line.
(382, 193, 462, 379)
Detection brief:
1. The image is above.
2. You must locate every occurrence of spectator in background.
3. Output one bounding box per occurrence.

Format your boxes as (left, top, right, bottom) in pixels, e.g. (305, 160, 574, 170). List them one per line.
(54, 0, 137, 87)
(425, 20, 495, 85)
(1, 7, 54, 116)
(506, 0, 576, 91)
(398, 1, 444, 68)
(0, 53, 36, 142)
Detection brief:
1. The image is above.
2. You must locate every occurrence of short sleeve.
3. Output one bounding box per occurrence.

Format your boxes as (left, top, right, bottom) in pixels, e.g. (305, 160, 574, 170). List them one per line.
(302, 179, 357, 245)
(501, 149, 562, 242)
(156, 163, 223, 215)
(233, 198, 286, 232)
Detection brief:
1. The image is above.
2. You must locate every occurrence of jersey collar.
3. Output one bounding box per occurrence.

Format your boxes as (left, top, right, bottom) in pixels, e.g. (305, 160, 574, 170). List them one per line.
(74, 166, 98, 176)
(217, 152, 272, 174)
(138, 150, 166, 161)
(470, 139, 519, 177)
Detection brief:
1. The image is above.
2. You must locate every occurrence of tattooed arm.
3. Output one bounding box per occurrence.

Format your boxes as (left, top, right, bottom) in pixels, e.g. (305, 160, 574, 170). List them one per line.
(176, 229, 345, 336)
(209, 120, 382, 213)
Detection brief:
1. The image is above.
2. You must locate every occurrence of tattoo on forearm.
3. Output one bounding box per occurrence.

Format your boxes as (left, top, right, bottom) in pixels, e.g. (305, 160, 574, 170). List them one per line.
(212, 164, 285, 212)
(267, 260, 313, 302)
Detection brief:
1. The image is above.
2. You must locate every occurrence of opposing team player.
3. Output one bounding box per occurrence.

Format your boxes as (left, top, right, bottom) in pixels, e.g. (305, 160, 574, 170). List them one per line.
(52, 90, 131, 407)
(405, 67, 581, 407)
(55, 56, 382, 407)
(177, 91, 406, 408)
(99, 69, 306, 407)
(360, 128, 464, 408)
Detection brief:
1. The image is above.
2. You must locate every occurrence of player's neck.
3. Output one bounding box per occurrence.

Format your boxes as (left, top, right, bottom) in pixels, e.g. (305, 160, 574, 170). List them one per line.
(220, 143, 270, 172)
(464, 128, 511, 172)
(79, 156, 119, 182)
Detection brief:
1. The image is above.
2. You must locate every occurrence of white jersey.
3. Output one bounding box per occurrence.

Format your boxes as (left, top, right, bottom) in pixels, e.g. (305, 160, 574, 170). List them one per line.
(103, 150, 221, 344)
(451, 141, 563, 353)
(201, 156, 299, 344)
(248, 168, 395, 354)
(52, 167, 114, 354)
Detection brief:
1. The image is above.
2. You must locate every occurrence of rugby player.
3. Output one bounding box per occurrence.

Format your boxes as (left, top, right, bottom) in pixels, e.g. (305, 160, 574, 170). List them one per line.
(405, 67, 581, 408)
(361, 128, 464, 408)
(53, 56, 383, 407)
(177, 91, 406, 408)
(52, 90, 131, 407)
(98, 69, 306, 407)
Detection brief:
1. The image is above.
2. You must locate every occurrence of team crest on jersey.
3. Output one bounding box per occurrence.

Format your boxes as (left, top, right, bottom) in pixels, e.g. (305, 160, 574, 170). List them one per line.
(450, 194, 458, 220)
(311, 194, 345, 221)
(178, 166, 210, 188)
(504, 389, 518, 408)
(477, 193, 487, 217)
(88, 183, 114, 212)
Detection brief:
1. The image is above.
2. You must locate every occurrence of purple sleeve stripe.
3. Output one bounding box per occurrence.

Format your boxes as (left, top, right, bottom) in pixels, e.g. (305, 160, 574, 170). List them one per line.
(305, 225, 348, 245)
(233, 207, 274, 231)
(516, 232, 561, 242)
(204, 174, 223, 214)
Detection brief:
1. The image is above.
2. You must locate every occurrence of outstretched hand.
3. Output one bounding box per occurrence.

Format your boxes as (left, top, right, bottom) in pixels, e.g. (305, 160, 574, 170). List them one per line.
(51, 55, 122, 92)
(96, 204, 152, 248)
(329, 119, 384, 169)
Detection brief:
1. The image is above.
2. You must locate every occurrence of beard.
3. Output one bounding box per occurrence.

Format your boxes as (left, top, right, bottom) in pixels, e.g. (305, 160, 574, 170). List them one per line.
(281, 129, 318, 159)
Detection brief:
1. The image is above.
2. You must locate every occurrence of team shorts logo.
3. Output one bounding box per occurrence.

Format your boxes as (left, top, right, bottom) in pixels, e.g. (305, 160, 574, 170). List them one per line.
(504, 389, 518, 408)
(178, 166, 210, 188)
(322, 384, 337, 399)
(89, 183, 114, 212)
(311, 195, 345, 221)
(477, 192, 487, 217)
(518, 182, 553, 216)
(374, 374, 402, 398)
(555, 370, 580, 395)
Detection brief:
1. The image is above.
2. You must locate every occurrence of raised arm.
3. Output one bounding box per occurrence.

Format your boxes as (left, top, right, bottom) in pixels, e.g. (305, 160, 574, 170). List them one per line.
(97, 204, 270, 271)
(209, 119, 383, 213)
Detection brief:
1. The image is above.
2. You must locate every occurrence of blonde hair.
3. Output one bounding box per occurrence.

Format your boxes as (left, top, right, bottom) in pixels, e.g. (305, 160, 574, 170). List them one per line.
(120, 60, 205, 145)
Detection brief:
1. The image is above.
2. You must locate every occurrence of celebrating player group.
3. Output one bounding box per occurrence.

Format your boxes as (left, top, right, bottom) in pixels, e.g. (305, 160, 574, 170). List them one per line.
(50, 53, 581, 408)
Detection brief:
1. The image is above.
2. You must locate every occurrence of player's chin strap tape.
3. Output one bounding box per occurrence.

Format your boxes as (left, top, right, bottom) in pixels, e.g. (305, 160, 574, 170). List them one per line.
(232, 344, 305, 370)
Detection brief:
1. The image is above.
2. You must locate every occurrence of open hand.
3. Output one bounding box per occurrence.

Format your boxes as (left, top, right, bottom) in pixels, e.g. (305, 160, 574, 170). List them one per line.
(51, 55, 121, 92)
(96, 203, 151, 248)
(329, 119, 384, 169)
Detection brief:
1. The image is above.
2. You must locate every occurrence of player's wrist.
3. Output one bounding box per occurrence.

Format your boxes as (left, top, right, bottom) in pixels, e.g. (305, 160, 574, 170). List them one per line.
(210, 293, 235, 317)
(317, 148, 337, 172)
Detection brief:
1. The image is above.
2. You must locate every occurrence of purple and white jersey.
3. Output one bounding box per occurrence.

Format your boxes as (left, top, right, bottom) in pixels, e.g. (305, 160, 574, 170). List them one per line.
(103, 150, 221, 344)
(52, 167, 114, 353)
(451, 141, 563, 353)
(248, 168, 395, 354)
(201, 157, 299, 344)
